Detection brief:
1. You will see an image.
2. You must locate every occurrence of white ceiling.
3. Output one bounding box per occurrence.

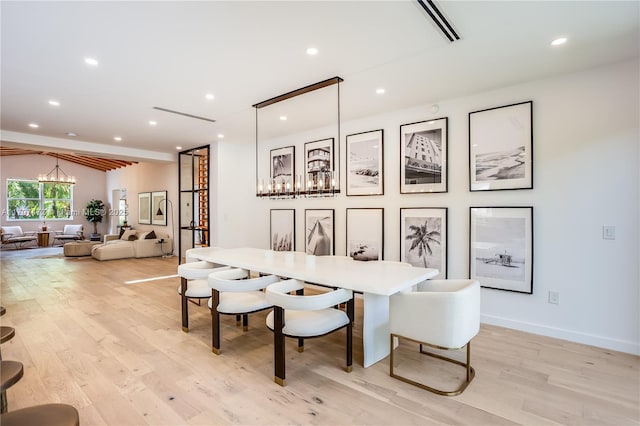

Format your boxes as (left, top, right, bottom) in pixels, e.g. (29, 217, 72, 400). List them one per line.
(1, 1, 638, 162)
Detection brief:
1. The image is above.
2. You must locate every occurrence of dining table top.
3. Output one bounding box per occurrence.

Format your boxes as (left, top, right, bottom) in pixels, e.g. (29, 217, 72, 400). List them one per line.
(188, 247, 439, 296)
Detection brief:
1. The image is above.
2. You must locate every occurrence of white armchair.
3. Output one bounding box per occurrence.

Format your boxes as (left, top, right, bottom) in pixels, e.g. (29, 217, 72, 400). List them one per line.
(389, 279, 480, 396)
(265, 279, 354, 386)
(0, 226, 37, 249)
(53, 224, 83, 245)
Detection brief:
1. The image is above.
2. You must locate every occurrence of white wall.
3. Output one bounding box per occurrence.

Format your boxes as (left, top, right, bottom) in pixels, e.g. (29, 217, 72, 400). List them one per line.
(0, 154, 107, 234)
(106, 162, 178, 254)
(212, 59, 640, 354)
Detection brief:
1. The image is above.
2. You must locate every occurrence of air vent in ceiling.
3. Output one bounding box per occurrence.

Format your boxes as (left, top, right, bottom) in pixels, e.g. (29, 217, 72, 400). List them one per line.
(152, 107, 216, 123)
(417, 0, 460, 43)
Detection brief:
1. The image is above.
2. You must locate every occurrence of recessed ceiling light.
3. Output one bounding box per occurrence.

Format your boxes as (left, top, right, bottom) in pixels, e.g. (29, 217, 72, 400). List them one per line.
(149, 120, 157, 126)
(306, 47, 318, 55)
(551, 37, 567, 46)
(176, 146, 182, 150)
(48, 100, 60, 107)
(280, 116, 287, 121)
(84, 57, 99, 66)
(375, 88, 385, 95)
(205, 93, 215, 100)
(217, 133, 224, 139)
(66, 132, 77, 137)
(113, 136, 122, 142)
(28, 123, 39, 128)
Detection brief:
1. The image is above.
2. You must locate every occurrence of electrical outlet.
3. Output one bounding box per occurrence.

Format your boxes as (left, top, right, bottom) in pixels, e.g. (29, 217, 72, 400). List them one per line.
(603, 226, 616, 240)
(548, 291, 560, 305)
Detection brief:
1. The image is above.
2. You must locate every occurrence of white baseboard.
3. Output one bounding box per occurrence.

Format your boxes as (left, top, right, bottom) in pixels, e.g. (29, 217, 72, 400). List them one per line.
(481, 314, 640, 356)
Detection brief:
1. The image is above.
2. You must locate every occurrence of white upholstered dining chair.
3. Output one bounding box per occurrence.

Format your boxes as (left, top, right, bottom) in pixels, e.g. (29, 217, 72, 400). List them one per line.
(389, 279, 480, 396)
(177, 261, 247, 332)
(207, 269, 279, 354)
(265, 279, 354, 386)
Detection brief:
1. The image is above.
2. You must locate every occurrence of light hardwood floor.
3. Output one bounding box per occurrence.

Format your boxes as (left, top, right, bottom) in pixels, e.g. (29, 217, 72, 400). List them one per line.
(1, 249, 638, 425)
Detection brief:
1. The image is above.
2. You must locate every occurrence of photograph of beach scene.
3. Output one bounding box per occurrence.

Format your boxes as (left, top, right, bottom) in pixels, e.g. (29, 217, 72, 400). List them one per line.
(346, 129, 383, 196)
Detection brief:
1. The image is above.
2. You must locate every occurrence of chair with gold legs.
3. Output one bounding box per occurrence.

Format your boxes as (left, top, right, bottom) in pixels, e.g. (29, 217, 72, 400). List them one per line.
(389, 279, 480, 396)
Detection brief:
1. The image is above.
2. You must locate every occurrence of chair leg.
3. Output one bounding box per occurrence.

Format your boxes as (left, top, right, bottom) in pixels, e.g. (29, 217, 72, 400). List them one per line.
(297, 338, 304, 353)
(242, 314, 249, 332)
(274, 306, 286, 386)
(181, 277, 189, 332)
(346, 297, 354, 372)
(390, 334, 475, 396)
(236, 314, 241, 326)
(212, 290, 221, 354)
(0, 390, 7, 414)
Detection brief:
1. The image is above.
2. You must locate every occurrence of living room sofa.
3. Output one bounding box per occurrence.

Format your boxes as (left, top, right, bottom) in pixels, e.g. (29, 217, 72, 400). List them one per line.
(91, 229, 172, 261)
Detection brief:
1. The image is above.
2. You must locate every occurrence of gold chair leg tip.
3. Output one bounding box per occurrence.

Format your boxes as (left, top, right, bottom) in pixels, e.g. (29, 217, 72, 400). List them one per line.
(346, 366, 353, 373)
(274, 377, 286, 387)
(243, 326, 249, 332)
(182, 327, 189, 333)
(212, 348, 220, 355)
(297, 347, 304, 353)
(236, 321, 241, 326)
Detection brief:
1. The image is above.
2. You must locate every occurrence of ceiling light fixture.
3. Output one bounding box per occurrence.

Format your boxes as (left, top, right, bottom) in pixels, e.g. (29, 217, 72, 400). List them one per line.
(28, 123, 39, 128)
(376, 88, 385, 94)
(84, 57, 99, 66)
(176, 146, 182, 150)
(66, 132, 77, 137)
(38, 154, 75, 185)
(280, 116, 288, 121)
(551, 37, 567, 46)
(48, 100, 60, 107)
(205, 93, 215, 100)
(114, 136, 122, 142)
(149, 120, 157, 126)
(217, 134, 224, 139)
(306, 47, 318, 55)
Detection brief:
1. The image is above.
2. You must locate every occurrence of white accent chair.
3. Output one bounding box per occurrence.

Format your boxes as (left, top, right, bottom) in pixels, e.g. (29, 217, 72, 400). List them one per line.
(208, 269, 279, 354)
(53, 224, 83, 246)
(0, 226, 37, 249)
(389, 279, 480, 396)
(265, 279, 354, 387)
(177, 261, 248, 332)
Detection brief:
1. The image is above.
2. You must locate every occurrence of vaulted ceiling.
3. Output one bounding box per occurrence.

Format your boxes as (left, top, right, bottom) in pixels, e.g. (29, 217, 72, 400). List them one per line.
(1, 1, 638, 163)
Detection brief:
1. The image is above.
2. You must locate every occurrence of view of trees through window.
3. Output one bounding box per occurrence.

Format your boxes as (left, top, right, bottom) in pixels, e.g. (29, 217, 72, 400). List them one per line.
(6, 179, 73, 220)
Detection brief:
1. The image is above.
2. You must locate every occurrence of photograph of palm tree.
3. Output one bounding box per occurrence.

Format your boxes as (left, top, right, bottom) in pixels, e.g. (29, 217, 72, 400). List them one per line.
(400, 207, 447, 279)
(305, 209, 334, 256)
(270, 146, 295, 188)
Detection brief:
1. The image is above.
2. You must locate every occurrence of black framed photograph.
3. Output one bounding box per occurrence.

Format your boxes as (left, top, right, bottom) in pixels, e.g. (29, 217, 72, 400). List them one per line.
(346, 129, 384, 196)
(304, 138, 334, 191)
(400, 117, 448, 194)
(400, 207, 447, 278)
(138, 192, 151, 225)
(270, 145, 295, 190)
(270, 209, 295, 251)
(151, 190, 168, 226)
(346, 208, 384, 261)
(470, 207, 533, 294)
(469, 101, 533, 191)
(305, 209, 334, 256)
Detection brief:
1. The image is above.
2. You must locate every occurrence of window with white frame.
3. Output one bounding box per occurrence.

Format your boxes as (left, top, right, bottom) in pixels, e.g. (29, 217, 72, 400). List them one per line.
(6, 179, 73, 220)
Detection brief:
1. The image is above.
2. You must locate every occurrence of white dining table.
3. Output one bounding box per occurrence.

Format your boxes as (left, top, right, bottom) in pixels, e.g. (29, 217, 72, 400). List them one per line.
(188, 247, 438, 367)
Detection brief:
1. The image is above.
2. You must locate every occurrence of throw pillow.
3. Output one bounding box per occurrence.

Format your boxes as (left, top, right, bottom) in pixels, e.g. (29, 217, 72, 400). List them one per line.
(128, 234, 138, 241)
(120, 229, 136, 240)
(145, 230, 157, 240)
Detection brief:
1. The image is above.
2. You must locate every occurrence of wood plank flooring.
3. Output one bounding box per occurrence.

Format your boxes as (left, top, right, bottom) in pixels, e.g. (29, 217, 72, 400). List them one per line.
(1, 249, 638, 425)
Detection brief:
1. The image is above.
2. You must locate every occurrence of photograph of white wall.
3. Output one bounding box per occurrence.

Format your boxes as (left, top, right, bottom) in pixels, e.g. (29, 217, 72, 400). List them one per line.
(346, 129, 383, 196)
(270, 146, 295, 188)
(400, 118, 448, 193)
(346, 208, 383, 261)
(469, 101, 533, 191)
(305, 209, 334, 256)
(400, 207, 447, 278)
(470, 207, 533, 293)
(270, 209, 295, 251)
